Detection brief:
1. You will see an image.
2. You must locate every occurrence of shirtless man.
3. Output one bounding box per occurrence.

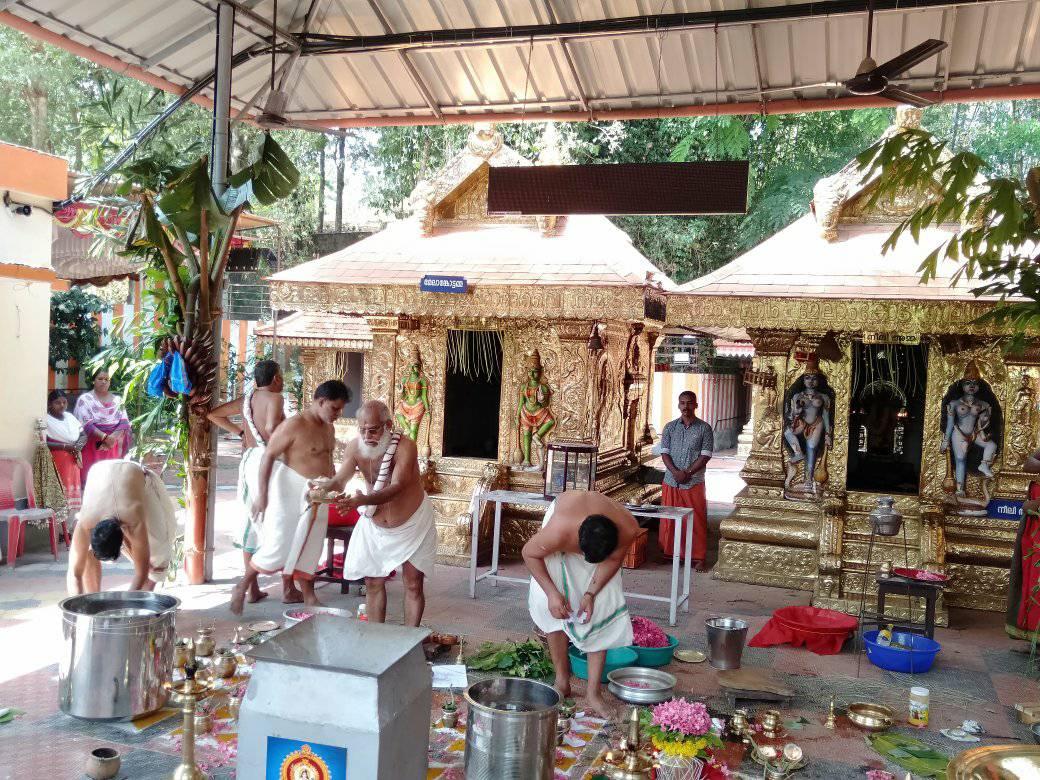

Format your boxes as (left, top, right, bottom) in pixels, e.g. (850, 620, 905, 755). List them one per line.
(331, 401, 437, 627)
(207, 359, 296, 604)
(67, 459, 178, 595)
(230, 380, 350, 615)
(523, 490, 638, 717)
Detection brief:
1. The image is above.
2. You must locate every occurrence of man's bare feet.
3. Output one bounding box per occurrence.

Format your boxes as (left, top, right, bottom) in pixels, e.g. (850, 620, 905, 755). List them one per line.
(553, 675, 572, 700)
(694, 560, 709, 573)
(282, 587, 304, 604)
(584, 692, 615, 721)
(247, 588, 269, 603)
(303, 592, 323, 607)
(230, 583, 247, 616)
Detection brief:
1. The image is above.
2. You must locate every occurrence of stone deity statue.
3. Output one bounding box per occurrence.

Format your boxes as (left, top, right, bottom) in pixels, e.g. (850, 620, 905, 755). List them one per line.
(783, 358, 834, 495)
(941, 362, 1001, 497)
(517, 349, 556, 467)
(395, 344, 431, 452)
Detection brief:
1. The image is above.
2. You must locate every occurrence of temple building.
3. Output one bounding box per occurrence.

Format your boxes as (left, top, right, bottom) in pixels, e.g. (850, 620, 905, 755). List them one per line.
(266, 126, 671, 564)
(670, 107, 1036, 618)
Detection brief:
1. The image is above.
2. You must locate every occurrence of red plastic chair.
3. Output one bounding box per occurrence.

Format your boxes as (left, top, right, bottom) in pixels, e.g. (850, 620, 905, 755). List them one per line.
(0, 457, 69, 567)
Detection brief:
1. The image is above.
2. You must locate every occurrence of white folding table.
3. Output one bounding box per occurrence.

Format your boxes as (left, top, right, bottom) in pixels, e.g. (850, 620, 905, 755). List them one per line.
(467, 489, 695, 626)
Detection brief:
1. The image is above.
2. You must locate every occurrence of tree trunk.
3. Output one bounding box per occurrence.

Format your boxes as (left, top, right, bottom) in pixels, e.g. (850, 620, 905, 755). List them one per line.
(335, 133, 345, 232)
(23, 73, 51, 153)
(317, 141, 326, 232)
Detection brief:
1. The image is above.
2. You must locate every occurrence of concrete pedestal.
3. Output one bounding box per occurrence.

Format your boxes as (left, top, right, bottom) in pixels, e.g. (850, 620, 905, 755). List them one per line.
(237, 616, 431, 780)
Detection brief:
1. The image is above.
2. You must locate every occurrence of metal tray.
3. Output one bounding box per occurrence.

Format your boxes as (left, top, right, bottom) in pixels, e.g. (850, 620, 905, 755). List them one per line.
(607, 666, 676, 705)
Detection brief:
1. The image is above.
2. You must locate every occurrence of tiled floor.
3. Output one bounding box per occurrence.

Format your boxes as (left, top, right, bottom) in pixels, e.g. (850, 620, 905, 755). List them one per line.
(1, 456, 1039, 779)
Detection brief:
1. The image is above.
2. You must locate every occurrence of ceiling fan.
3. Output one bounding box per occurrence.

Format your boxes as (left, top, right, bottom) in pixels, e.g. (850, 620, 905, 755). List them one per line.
(252, 0, 319, 132)
(737, 0, 947, 107)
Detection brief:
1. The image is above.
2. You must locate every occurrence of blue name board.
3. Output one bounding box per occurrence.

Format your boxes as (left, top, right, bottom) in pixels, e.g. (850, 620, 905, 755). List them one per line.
(420, 275, 468, 294)
(988, 498, 1024, 521)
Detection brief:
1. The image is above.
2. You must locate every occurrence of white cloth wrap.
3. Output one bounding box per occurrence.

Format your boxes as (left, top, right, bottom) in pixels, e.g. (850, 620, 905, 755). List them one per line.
(141, 465, 178, 582)
(235, 388, 265, 553)
(527, 502, 633, 653)
(358, 432, 401, 519)
(249, 463, 329, 579)
(342, 494, 437, 580)
(46, 412, 83, 444)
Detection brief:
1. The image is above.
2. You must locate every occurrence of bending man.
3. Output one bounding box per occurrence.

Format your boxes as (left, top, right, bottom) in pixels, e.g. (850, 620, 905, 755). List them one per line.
(230, 380, 350, 615)
(207, 359, 295, 604)
(67, 459, 178, 595)
(332, 400, 437, 627)
(523, 490, 637, 717)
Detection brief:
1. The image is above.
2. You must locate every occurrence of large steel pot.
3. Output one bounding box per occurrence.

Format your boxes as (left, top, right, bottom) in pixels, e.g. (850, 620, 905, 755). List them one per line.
(464, 677, 559, 780)
(59, 591, 179, 721)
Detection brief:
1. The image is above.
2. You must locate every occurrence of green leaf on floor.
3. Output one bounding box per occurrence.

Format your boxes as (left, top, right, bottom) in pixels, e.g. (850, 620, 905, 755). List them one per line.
(868, 732, 950, 778)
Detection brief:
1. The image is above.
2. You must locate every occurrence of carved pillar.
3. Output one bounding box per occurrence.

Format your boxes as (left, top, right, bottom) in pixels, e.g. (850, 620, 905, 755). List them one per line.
(641, 329, 660, 444)
(555, 320, 596, 440)
(741, 329, 798, 487)
(363, 316, 401, 408)
(1000, 346, 1040, 498)
(300, 348, 320, 403)
(815, 491, 847, 601)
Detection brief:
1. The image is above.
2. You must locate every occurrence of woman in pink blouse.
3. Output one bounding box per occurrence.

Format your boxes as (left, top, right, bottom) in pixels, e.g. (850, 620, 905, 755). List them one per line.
(74, 369, 132, 485)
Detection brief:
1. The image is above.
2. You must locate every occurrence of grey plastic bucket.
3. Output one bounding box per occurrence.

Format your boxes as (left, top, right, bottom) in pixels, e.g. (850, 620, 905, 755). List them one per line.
(705, 617, 749, 670)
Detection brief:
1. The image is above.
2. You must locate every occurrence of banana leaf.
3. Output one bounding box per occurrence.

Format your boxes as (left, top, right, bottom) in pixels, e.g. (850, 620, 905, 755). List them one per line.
(867, 732, 950, 778)
(157, 157, 230, 236)
(225, 133, 300, 209)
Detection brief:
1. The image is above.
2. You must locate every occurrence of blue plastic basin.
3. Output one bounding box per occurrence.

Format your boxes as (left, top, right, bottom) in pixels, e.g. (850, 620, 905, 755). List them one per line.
(863, 630, 940, 673)
(629, 635, 679, 667)
(568, 645, 639, 682)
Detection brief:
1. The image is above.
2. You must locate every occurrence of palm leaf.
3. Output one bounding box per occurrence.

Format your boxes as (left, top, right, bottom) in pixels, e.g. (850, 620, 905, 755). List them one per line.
(157, 157, 230, 236)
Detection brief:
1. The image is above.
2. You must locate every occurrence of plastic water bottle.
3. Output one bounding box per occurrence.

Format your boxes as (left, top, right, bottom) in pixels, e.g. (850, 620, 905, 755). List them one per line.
(357, 604, 367, 622)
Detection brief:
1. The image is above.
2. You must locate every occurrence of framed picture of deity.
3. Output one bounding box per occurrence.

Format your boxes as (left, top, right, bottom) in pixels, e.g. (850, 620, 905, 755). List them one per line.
(266, 737, 347, 780)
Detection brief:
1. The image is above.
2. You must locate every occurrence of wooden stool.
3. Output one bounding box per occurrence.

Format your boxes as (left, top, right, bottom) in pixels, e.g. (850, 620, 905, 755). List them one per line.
(314, 507, 364, 595)
(873, 575, 943, 639)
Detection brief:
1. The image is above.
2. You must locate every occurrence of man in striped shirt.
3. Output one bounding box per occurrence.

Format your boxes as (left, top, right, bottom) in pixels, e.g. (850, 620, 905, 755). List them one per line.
(659, 391, 714, 571)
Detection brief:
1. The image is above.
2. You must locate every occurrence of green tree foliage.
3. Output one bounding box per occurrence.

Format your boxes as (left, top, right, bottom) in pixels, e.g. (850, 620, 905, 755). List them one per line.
(48, 287, 108, 374)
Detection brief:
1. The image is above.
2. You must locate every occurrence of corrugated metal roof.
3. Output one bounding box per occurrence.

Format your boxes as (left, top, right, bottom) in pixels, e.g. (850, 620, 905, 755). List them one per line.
(3, 1, 1039, 127)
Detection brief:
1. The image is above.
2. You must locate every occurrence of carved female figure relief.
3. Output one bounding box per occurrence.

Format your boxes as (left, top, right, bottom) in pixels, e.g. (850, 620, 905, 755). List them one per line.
(783, 357, 834, 497)
(394, 344, 431, 455)
(940, 361, 1002, 509)
(517, 349, 556, 468)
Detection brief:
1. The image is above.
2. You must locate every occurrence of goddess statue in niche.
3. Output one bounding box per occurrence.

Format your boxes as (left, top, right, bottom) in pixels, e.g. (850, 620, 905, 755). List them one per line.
(516, 349, 556, 468)
(395, 344, 430, 441)
(783, 357, 834, 496)
(941, 361, 1002, 502)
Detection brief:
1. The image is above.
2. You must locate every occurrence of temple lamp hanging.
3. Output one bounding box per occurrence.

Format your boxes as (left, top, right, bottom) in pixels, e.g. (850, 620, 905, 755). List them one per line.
(544, 440, 598, 499)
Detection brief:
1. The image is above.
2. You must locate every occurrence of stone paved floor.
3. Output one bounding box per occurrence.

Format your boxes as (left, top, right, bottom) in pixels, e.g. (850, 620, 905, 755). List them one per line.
(1, 455, 1039, 778)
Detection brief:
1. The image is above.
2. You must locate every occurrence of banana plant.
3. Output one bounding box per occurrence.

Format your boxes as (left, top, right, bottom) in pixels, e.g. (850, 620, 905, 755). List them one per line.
(122, 133, 299, 582)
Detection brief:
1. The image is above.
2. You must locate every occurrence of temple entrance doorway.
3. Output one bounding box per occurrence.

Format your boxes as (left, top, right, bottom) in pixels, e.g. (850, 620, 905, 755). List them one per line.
(442, 329, 503, 459)
(846, 341, 928, 494)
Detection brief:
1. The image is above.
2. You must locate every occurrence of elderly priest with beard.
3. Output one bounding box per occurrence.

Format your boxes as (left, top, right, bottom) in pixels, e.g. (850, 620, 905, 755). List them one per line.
(330, 401, 437, 627)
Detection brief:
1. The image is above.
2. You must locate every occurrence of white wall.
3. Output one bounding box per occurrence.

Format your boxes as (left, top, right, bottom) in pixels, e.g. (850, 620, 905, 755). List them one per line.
(0, 208, 53, 464)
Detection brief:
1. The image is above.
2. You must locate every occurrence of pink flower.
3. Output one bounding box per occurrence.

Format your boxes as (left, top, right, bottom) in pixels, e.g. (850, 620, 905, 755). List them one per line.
(631, 616, 670, 648)
(651, 698, 712, 736)
(866, 771, 894, 780)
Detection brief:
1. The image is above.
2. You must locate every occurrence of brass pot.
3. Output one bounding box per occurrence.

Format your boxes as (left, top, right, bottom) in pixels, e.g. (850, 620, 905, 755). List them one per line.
(226, 695, 241, 720)
(194, 712, 212, 734)
(212, 648, 237, 679)
(173, 639, 193, 669)
(442, 707, 458, 728)
(195, 628, 215, 658)
(847, 702, 894, 732)
(761, 709, 783, 737)
(84, 747, 121, 780)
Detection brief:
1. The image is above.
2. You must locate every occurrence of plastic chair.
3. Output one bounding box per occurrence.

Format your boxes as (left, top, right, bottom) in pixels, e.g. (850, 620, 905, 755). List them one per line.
(0, 457, 68, 567)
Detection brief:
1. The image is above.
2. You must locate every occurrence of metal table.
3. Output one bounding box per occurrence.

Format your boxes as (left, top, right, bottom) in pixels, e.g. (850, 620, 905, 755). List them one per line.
(468, 489, 695, 626)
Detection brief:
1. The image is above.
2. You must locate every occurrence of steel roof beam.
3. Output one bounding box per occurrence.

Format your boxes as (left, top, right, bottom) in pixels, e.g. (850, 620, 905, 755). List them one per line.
(297, 0, 1011, 56)
(363, 0, 443, 120)
(542, 0, 590, 115)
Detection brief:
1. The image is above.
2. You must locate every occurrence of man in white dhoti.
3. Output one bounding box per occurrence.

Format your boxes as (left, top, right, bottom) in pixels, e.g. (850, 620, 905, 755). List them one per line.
(230, 380, 351, 615)
(208, 359, 296, 604)
(523, 490, 638, 717)
(331, 401, 437, 627)
(67, 459, 179, 594)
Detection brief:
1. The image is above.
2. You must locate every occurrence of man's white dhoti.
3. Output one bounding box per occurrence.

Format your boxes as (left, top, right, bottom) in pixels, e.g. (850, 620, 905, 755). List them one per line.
(527, 503, 633, 653)
(342, 495, 437, 580)
(141, 465, 178, 582)
(235, 447, 263, 553)
(249, 464, 329, 580)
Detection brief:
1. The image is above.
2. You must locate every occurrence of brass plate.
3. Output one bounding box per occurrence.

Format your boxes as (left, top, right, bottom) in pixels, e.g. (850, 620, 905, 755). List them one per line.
(674, 649, 707, 663)
(947, 745, 1040, 779)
